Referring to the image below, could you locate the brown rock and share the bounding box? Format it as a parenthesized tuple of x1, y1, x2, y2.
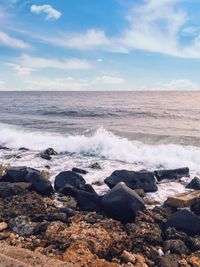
(163, 239, 188, 255)
(0, 222, 8, 232)
(187, 256, 200, 267)
(157, 254, 181, 267)
(121, 250, 136, 264)
(166, 191, 200, 208)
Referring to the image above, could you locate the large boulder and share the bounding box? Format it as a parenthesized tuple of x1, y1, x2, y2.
(25, 171, 53, 196)
(1, 167, 53, 196)
(63, 185, 102, 212)
(102, 182, 145, 223)
(155, 167, 189, 182)
(54, 171, 86, 192)
(165, 209, 200, 236)
(186, 177, 200, 190)
(104, 170, 157, 193)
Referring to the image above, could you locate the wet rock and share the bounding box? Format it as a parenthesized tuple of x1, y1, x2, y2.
(1, 166, 39, 183)
(25, 171, 53, 196)
(4, 154, 21, 159)
(104, 170, 158, 193)
(82, 184, 97, 194)
(18, 147, 29, 151)
(40, 153, 52, 160)
(191, 201, 200, 215)
(190, 236, 200, 251)
(89, 162, 101, 169)
(63, 185, 102, 212)
(121, 250, 136, 264)
(0, 145, 10, 150)
(0, 182, 31, 198)
(163, 239, 188, 255)
(165, 209, 200, 235)
(44, 148, 58, 156)
(54, 171, 86, 192)
(102, 183, 145, 223)
(9, 216, 38, 236)
(155, 167, 189, 182)
(45, 165, 51, 170)
(186, 177, 200, 190)
(157, 254, 181, 267)
(0, 222, 8, 232)
(72, 167, 88, 174)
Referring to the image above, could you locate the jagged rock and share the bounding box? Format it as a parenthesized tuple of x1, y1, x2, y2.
(190, 236, 200, 251)
(164, 227, 189, 242)
(72, 167, 88, 174)
(89, 162, 101, 169)
(155, 167, 189, 182)
(9, 216, 38, 236)
(104, 170, 158, 193)
(0, 182, 31, 198)
(165, 209, 200, 235)
(44, 148, 58, 155)
(166, 191, 200, 208)
(102, 183, 145, 223)
(187, 256, 200, 267)
(186, 177, 200, 190)
(54, 171, 86, 192)
(63, 185, 102, 212)
(163, 239, 188, 255)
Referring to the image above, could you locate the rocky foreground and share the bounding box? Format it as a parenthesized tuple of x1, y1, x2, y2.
(0, 148, 200, 266)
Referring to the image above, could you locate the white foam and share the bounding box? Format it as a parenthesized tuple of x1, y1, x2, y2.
(1, 123, 200, 172)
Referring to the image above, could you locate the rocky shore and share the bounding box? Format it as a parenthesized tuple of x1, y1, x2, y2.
(0, 147, 200, 266)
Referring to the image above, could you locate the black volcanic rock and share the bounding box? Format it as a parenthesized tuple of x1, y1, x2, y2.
(155, 167, 189, 182)
(72, 167, 88, 174)
(54, 171, 86, 192)
(102, 182, 145, 223)
(186, 177, 200, 190)
(104, 170, 158, 193)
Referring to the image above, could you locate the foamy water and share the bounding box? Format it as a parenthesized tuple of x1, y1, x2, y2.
(0, 91, 200, 203)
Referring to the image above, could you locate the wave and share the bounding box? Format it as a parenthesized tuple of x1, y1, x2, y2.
(1, 123, 200, 171)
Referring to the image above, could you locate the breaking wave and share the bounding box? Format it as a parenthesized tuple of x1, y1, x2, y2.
(1, 123, 200, 171)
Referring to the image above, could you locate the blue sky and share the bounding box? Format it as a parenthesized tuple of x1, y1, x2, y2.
(1, 0, 200, 91)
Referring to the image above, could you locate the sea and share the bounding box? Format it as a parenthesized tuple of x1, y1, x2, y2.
(0, 91, 200, 203)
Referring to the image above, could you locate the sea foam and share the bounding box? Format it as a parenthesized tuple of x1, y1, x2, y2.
(1, 123, 200, 172)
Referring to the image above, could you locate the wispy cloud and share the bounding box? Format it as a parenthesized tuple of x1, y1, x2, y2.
(160, 79, 199, 91)
(6, 63, 35, 75)
(0, 31, 31, 49)
(92, 75, 125, 85)
(30, 4, 62, 20)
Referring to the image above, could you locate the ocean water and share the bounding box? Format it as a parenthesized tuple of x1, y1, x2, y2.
(0, 91, 200, 202)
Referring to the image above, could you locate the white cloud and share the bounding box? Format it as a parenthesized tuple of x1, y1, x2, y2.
(92, 75, 125, 85)
(160, 79, 200, 91)
(14, 55, 92, 70)
(7, 63, 35, 75)
(0, 80, 6, 90)
(31, 4, 62, 20)
(0, 31, 31, 49)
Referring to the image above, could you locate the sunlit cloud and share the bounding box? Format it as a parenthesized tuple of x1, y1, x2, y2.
(30, 4, 62, 20)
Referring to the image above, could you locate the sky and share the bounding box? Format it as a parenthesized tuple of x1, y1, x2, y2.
(0, 0, 200, 91)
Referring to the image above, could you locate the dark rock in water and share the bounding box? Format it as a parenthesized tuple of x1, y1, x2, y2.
(155, 167, 189, 182)
(0, 182, 31, 198)
(186, 177, 200, 190)
(4, 154, 21, 160)
(0, 145, 10, 150)
(9, 216, 38, 236)
(104, 170, 158, 193)
(102, 182, 145, 223)
(44, 147, 58, 156)
(190, 236, 200, 251)
(82, 184, 97, 194)
(72, 167, 88, 174)
(40, 153, 52, 160)
(18, 147, 29, 151)
(25, 171, 53, 196)
(54, 171, 86, 192)
(89, 162, 101, 169)
(63, 185, 102, 212)
(163, 239, 188, 255)
(165, 209, 200, 235)
(1, 166, 40, 183)
(45, 165, 51, 170)
(1, 167, 53, 196)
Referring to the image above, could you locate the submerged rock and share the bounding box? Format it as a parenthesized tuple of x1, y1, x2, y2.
(186, 177, 200, 190)
(104, 170, 158, 192)
(102, 182, 145, 223)
(54, 171, 86, 192)
(155, 167, 189, 182)
(44, 147, 58, 155)
(40, 153, 52, 160)
(72, 167, 88, 174)
(165, 209, 200, 236)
